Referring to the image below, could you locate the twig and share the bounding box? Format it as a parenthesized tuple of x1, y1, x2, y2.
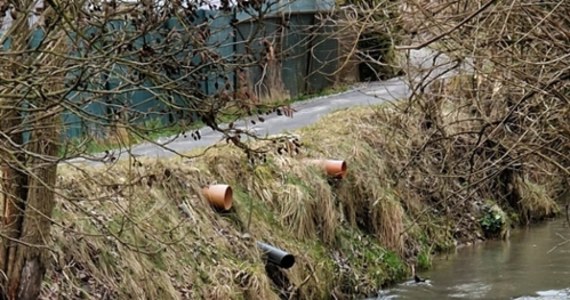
(396, 0, 499, 50)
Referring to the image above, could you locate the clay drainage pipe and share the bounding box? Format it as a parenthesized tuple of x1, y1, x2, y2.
(202, 184, 233, 211)
(257, 242, 296, 269)
(306, 159, 348, 179)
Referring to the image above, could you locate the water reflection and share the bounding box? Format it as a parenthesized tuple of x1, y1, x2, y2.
(373, 219, 570, 299)
(515, 288, 570, 300)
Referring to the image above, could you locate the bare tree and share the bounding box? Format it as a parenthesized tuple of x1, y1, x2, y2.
(0, 0, 342, 298)
(393, 0, 569, 238)
(4, 0, 566, 297)
(0, 1, 66, 297)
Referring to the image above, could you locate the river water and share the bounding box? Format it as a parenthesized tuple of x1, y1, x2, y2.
(373, 219, 570, 300)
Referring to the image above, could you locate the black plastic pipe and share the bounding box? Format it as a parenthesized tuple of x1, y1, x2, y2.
(256, 241, 296, 269)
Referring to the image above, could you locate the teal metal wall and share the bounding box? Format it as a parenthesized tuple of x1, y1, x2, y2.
(6, 0, 337, 139)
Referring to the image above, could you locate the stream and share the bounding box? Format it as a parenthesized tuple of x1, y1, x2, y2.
(373, 218, 570, 300)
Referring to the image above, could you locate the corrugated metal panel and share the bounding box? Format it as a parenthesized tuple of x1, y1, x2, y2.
(281, 13, 313, 98)
(235, 17, 285, 101)
(235, 0, 334, 22)
(3, 0, 337, 140)
(306, 17, 338, 93)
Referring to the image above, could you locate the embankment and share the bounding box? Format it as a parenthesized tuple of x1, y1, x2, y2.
(44, 99, 559, 299)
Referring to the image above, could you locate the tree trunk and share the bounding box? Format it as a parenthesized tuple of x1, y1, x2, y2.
(5, 112, 59, 299)
(0, 109, 30, 299)
(0, 1, 35, 296)
(0, 2, 63, 297)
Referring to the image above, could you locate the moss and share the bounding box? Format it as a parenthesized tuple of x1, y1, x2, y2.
(233, 186, 279, 228)
(416, 249, 431, 270)
(332, 227, 407, 295)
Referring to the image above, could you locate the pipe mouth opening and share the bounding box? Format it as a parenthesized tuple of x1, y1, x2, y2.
(339, 161, 347, 176)
(224, 186, 233, 210)
(330, 160, 347, 178)
(280, 254, 295, 269)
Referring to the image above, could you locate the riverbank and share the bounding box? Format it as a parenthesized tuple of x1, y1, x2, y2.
(378, 218, 569, 299)
(43, 100, 559, 299)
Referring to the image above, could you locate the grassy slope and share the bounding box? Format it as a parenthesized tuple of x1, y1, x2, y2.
(44, 101, 558, 299)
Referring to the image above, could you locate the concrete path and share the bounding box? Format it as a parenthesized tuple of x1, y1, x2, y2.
(67, 48, 467, 166)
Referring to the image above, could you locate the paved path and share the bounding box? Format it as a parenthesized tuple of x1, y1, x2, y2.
(68, 48, 467, 166)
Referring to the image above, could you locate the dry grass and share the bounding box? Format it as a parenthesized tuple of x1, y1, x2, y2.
(43, 94, 560, 298)
(49, 162, 280, 299)
(514, 178, 559, 224)
(395, 0, 568, 225)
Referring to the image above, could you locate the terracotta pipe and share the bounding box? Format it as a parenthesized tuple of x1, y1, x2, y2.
(202, 184, 233, 211)
(306, 159, 347, 179)
(257, 241, 295, 269)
